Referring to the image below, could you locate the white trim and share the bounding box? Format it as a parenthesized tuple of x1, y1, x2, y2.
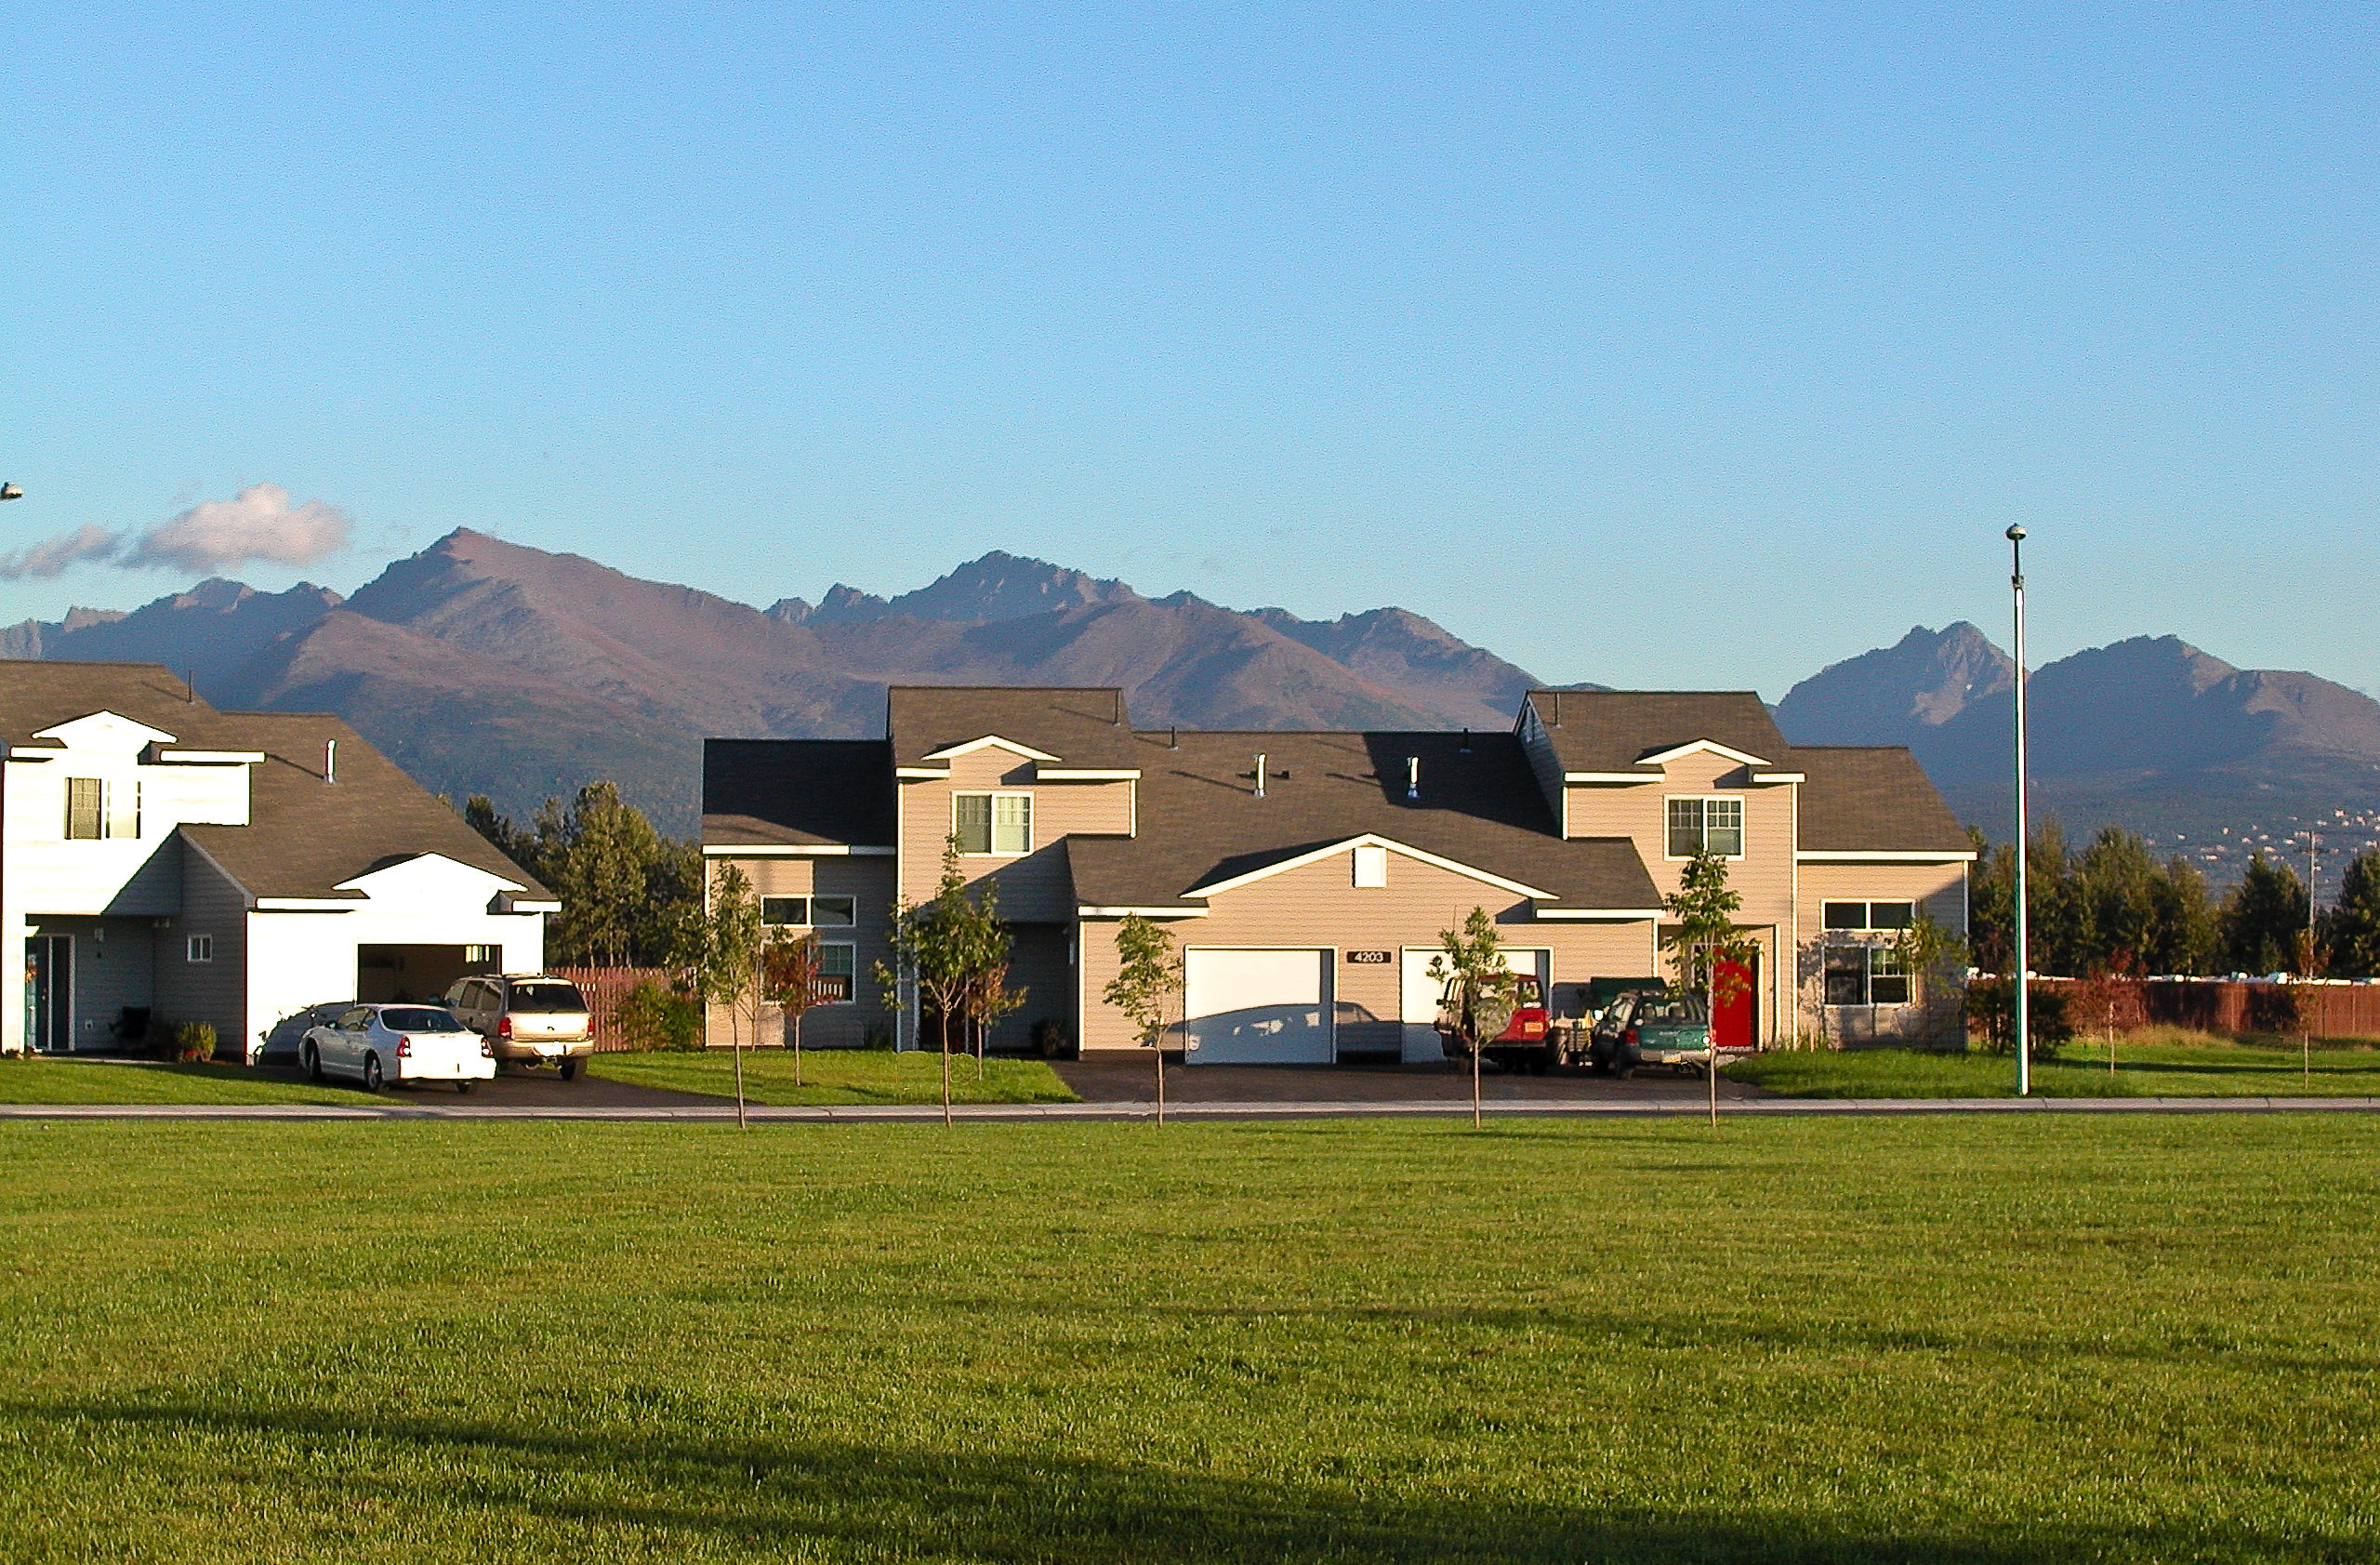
(501, 898, 562, 914)
(1035, 767, 1141, 781)
(1748, 772, 1805, 784)
(1795, 850, 1978, 863)
(1562, 771, 1659, 784)
(701, 843, 896, 857)
(1183, 834, 1556, 902)
(7, 748, 60, 761)
(919, 735, 1061, 763)
(1634, 739, 1773, 769)
(1532, 907, 1665, 921)
(1078, 905, 1210, 918)
(155, 749, 265, 764)
(255, 896, 362, 911)
(33, 711, 178, 746)
(894, 766, 950, 780)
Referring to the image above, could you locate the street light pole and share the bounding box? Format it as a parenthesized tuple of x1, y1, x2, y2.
(2007, 524, 2030, 1097)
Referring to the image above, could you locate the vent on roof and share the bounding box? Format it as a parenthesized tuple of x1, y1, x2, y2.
(1460, 727, 1471, 753)
(1406, 756, 1420, 802)
(1253, 752, 1266, 801)
(324, 738, 337, 786)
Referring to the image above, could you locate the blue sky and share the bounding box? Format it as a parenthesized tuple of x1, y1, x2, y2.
(2, 3, 2373, 697)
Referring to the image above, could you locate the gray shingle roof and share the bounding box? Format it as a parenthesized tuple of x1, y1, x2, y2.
(887, 686, 1141, 770)
(1789, 746, 1973, 855)
(0, 659, 549, 900)
(1522, 690, 1792, 771)
(1066, 729, 1661, 910)
(703, 738, 895, 846)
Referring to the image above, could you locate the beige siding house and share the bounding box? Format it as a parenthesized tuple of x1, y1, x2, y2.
(702, 684, 1974, 1059)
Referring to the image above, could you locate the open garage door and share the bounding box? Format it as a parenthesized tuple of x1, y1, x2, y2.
(1400, 947, 1547, 1064)
(1183, 948, 1333, 1065)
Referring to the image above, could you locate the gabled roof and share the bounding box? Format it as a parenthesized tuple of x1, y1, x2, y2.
(1789, 747, 1974, 856)
(1522, 690, 1792, 775)
(0, 659, 550, 901)
(1064, 729, 1661, 913)
(886, 686, 1141, 771)
(703, 738, 896, 847)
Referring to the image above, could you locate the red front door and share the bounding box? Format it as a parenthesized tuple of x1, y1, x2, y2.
(1712, 955, 1759, 1050)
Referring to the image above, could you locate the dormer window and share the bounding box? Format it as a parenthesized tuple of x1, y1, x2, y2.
(65, 778, 139, 841)
(1666, 797, 1742, 858)
(955, 792, 1032, 855)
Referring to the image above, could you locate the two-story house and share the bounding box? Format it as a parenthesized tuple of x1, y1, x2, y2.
(2, 661, 556, 1061)
(700, 684, 1974, 1060)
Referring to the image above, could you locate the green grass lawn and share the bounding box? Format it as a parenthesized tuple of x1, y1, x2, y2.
(1729, 1036, 2380, 1099)
(0, 1055, 357, 1106)
(588, 1045, 1080, 1105)
(2, 1116, 2375, 1562)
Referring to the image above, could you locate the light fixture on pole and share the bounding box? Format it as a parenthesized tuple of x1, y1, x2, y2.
(0, 484, 22, 501)
(2007, 524, 2030, 1097)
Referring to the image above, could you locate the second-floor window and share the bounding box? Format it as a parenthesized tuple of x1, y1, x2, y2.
(954, 792, 1032, 855)
(1824, 900, 1915, 932)
(1666, 796, 1743, 858)
(760, 895, 856, 927)
(65, 777, 139, 841)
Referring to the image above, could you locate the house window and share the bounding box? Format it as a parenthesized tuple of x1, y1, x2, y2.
(1666, 797, 1743, 858)
(186, 935, 214, 963)
(1353, 844, 1388, 888)
(64, 778, 139, 841)
(1824, 900, 1916, 931)
(817, 942, 855, 1002)
(762, 895, 856, 927)
(1823, 945, 1911, 1006)
(955, 793, 1032, 855)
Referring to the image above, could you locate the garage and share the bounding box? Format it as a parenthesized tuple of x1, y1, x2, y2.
(1182, 948, 1333, 1064)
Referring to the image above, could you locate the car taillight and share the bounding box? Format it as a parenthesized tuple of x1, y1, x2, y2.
(1621, 1028, 1638, 1046)
(481, 1040, 495, 1057)
(497, 1015, 513, 1040)
(396, 1037, 413, 1057)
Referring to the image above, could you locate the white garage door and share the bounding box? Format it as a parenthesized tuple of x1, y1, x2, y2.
(1183, 948, 1333, 1065)
(1400, 947, 1548, 1064)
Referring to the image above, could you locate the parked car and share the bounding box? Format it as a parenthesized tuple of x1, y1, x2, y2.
(1585, 990, 1712, 1077)
(1435, 974, 1557, 1074)
(443, 974, 594, 1079)
(301, 1004, 495, 1093)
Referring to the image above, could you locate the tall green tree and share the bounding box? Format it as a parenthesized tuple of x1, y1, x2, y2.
(2075, 827, 2158, 973)
(2220, 852, 2309, 975)
(461, 785, 702, 967)
(2327, 850, 2380, 979)
(2144, 855, 2218, 975)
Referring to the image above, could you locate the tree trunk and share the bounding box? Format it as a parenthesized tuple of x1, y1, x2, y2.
(792, 1006, 803, 1088)
(939, 1005, 952, 1128)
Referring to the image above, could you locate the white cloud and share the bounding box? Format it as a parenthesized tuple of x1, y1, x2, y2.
(0, 524, 124, 581)
(124, 483, 350, 574)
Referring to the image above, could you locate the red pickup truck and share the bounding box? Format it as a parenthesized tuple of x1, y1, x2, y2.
(1434, 975, 1557, 1075)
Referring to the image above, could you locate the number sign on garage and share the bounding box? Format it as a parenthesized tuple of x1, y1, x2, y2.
(1182, 948, 1334, 1065)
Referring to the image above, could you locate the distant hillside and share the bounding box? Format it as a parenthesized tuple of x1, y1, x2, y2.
(3, 532, 1543, 832)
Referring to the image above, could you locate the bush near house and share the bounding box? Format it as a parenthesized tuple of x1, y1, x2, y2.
(167, 1023, 217, 1063)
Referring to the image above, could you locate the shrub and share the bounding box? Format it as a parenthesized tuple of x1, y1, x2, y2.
(612, 980, 704, 1052)
(1965, 977, 2073, 1054)
(171, 1021, 218, 1063)
(862, 1021, 896, 1051)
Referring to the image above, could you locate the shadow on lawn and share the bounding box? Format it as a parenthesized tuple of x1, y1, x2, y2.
(25, 1396, 2339, 1563)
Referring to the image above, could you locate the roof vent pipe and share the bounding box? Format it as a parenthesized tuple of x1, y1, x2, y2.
(324, 738, 337, 786)
(1407, 755, 1421, 801)
(1253, 752, 1266, 800)
(1553, 691, 1563, 727)
(1460, 727, 1471, 753)
(1169, 725, 1178, 750)
(1112, 689, 1123, 726)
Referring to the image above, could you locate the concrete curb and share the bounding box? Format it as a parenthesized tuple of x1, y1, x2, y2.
(2, 1096, 2376, 1122)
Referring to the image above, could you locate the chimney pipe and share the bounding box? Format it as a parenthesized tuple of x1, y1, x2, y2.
(1553, 690, 1563, 727)
(1168, 725, 1178, 750)
(1460, 727, 1471, 753)
(185, 669, 195, 704)
(324, 738, 337, 786)
(1253, 752, 1266, 800)
(1112, 689, 1122, 726)
(1406, 756, 1421, 801)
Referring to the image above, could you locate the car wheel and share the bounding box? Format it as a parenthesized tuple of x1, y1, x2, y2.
(362, 1054, 383, 1093)
(455, 1081, 472, 1094)
(303, 1043, 323, 1082)
(558, 1058, 580, 1081)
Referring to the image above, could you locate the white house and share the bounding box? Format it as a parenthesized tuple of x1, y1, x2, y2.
(2, 661, 557, 1062)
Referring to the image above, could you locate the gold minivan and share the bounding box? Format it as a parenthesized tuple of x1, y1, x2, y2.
(443, 974, 594, 1079)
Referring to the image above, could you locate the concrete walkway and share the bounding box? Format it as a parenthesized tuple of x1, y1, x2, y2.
(4, 1096, 2376, 1121)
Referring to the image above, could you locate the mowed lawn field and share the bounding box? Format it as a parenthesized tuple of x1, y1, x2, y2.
(1729, 1037, 2380, 1099)
(3, 1118, 2375, 1562)
(588, 1048, 1079, 1105)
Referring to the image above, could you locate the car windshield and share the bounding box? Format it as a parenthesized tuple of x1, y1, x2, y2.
(380, 1007, 464, 1032)
(509, 982, 587, 1014)
(1633, 997, 1708, 1024)
(1512, 976, 1541, 1004)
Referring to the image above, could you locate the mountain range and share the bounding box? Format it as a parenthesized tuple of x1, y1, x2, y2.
(7, 534, 2376, 868)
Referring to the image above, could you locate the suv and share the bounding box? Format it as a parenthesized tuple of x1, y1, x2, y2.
(444, 974, 594, 1079)
(1586, 990, 1712, 1077)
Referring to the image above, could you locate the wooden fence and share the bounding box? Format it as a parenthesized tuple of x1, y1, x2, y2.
(2041, 977, 2380, 1041)
(549, 966, 680, 1052)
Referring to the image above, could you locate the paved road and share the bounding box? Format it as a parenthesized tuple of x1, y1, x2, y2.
(5, 1095, 2375, 1121)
